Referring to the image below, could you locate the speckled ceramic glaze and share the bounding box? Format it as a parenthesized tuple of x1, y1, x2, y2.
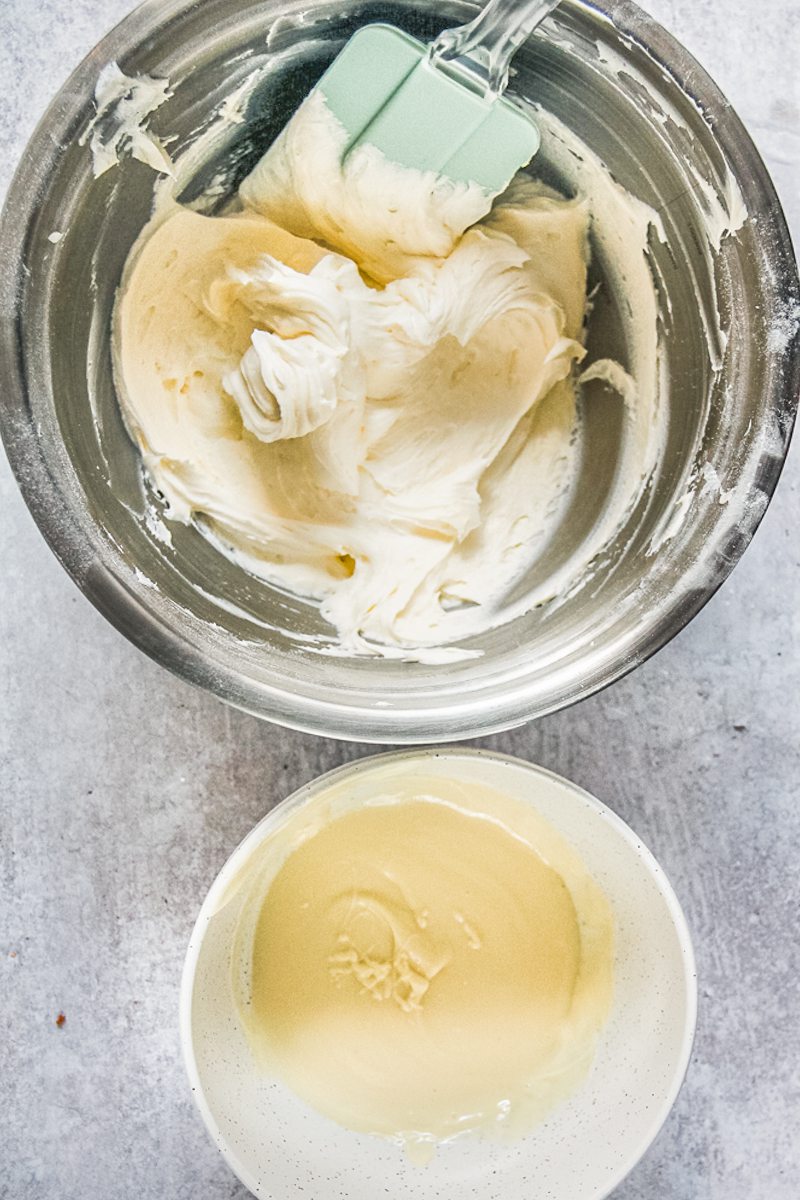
(181, 751, 697, 1200)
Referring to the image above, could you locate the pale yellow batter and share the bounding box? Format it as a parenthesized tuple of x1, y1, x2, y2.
(231, 773, 614, 1158)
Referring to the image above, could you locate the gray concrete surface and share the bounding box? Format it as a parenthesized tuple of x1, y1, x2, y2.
(1, 1, 798, 1197)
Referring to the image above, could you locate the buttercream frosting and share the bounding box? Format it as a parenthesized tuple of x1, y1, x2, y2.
(115, 85, 656, 659)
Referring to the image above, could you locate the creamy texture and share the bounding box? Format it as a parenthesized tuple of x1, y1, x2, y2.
(115, 83, 663, 658)
(231, 774, 614, 1158)
(81, 63, 174, 178)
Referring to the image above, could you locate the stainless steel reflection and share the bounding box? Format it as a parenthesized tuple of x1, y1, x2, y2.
(1, 0, 797, 741)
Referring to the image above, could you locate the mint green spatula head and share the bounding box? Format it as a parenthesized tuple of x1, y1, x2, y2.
(317, 14, 550, 195)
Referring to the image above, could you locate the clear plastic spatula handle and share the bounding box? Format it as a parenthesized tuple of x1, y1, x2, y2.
(431, 0, 561, 98)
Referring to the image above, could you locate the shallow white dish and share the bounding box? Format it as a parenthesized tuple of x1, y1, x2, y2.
(180, 750, 697, 1199)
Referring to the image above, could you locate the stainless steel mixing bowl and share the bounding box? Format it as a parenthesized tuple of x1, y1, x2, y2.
(1, 0, 797, 742)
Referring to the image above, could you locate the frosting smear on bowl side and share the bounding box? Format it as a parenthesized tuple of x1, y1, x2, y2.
(115, 86, 659, 660)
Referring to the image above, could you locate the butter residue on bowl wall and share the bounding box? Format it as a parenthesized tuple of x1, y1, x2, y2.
(80, 63, 175, 178)
(228, 770, 614, 1162)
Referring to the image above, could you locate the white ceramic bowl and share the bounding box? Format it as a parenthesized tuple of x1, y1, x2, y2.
(181, 751, 697, 1199)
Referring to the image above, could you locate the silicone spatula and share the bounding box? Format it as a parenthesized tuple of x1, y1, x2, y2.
(316, 0, 561, 194)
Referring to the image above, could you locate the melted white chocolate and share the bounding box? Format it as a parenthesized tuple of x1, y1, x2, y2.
(230, 772, 614, 1159)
